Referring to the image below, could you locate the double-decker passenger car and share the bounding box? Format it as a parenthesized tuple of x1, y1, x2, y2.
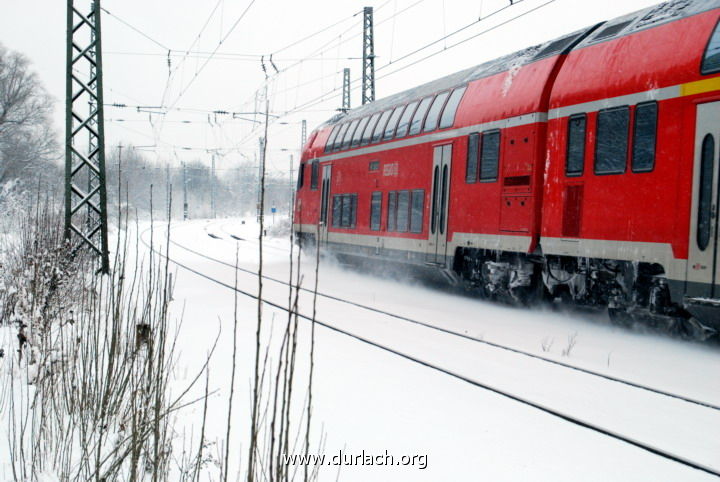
(294, 0, 720, 337)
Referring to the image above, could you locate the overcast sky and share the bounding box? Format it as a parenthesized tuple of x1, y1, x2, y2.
(1, 0, 662, 174)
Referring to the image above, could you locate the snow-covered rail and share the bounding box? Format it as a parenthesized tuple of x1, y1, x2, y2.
(139, 223, 720, 479)
(161, 222, 720, 412)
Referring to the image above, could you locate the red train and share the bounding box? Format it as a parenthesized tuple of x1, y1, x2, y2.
(294, 0, 720, 337)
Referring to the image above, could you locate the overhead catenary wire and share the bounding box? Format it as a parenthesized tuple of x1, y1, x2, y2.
(100, 7, 170, 51)
(166, 0, 259, 111)
(106, 0, 435, 158)
(376, 0, 558, 81)
(230, 0, 432, 120)
(256, 0, 558, 131)
(106, 0, 556, 168)
(159, 0, 225, 110)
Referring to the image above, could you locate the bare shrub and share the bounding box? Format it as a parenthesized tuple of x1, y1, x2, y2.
(0, 193, 213, 481)
(561, 332, 578, 357)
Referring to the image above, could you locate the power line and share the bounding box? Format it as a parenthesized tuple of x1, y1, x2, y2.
(215, 0, 556, 156)
(160, 0, 224, 109)
(231, 0, 432, 117)
(376, 0, 558, 82)
(166, 0, 259, 111)
(376, 0, 530, 73)
(105, 51, 361, 62)
(268, 9, 362, 56)
(100, 7, 170, 50)
(281, 0, 558, 121)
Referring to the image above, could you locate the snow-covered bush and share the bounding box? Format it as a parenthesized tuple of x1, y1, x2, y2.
(0, 197, 210, 481)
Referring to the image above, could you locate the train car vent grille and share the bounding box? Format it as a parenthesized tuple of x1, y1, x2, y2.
(533, 34, 577, 60)
(562, 185, 583, 238)
(503, 175, 531, 187)
(592, 20, 633, 42)
(634, 0, 691, 29)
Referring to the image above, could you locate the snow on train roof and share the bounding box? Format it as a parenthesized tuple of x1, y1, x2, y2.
(324, 35, 578, 125)
(321, 0, 720, 128)
(577, 0, 720, 48)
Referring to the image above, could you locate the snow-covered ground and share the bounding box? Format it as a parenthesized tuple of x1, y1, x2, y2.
(143, 217, 720, 481)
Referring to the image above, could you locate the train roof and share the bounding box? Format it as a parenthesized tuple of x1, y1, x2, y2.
(322, 0, 720, 128)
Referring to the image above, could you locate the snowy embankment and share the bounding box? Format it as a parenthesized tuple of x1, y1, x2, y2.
(144, 217, 720, 482)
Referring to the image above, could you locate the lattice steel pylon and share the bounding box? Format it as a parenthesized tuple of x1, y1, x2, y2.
(362, 6, 375, 105)
(342, 68, 351, 112)
(65, 0, 110, 273)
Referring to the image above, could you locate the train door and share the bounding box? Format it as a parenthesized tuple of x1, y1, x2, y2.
(427, 144, 452, 265)
(687, 102, 720, 299)
(318, 164, 332, 245)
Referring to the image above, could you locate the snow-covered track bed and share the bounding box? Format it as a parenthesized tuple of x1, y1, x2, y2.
(169, 222, 720, 411)
(140, 220, 720, 478)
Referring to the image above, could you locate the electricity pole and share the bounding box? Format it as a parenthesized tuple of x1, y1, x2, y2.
(65, 0, 109, 273)
(342, 68, 351, 112)
(362, 6, 376, 105)
(210, 152, 216, 218)
(182, 161, 188, 220)
(257, 137, 265, 223)
(301, 119, 307, 148)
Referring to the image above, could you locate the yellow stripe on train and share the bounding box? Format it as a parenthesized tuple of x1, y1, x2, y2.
(681, 76, 720, 97)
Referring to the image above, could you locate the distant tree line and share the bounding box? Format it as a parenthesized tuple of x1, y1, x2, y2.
(0, 42, 293, 222)
(106, 147, 294, 221)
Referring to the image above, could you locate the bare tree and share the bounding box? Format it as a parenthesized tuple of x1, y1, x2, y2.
(0, 43, 59, 194)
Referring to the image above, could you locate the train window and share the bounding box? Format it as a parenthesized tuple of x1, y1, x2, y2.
(341, 119, 360, 150)
(332, 194, 357, 228)
(324, 125, 341, 153)
(632, 102, 658, 172)
(702, 18, 720, 74)
(480, 130, 501, 181)
(297, 163, 305, 189)
(372, 110, 393, 143)
(310, 160, 319, 190)
(341, 195, 351, 227)
(395, 101, 419, 139)
(408, 96, 434, 136)
(566, 114, 586, 176)
(351, 117, 370, 148)
(383, 106, 406, 140)
(332, 123, 349, 151)
(466, 133, 480, 183)
(370, 192, 382, 230)
(423, 91, 450, 132)
(387, 191, 397, 231)
(439, 86, 466, 129)
(410, 190, 424, 233)
(397, 190, 410, 232)
(369, 161, 380, 171)
(361, 112, 382, 146)
(595, 106, 629, 174)
(698, 134, 714, 251)
(332, 196, 340, 227)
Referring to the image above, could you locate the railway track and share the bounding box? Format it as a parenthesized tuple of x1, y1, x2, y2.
(140, 222, 720, 478)
(169, 220, 720, 412)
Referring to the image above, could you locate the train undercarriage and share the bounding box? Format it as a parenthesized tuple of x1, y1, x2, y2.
(296, 232, 718, 341)
(453, 247, 718, 341)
